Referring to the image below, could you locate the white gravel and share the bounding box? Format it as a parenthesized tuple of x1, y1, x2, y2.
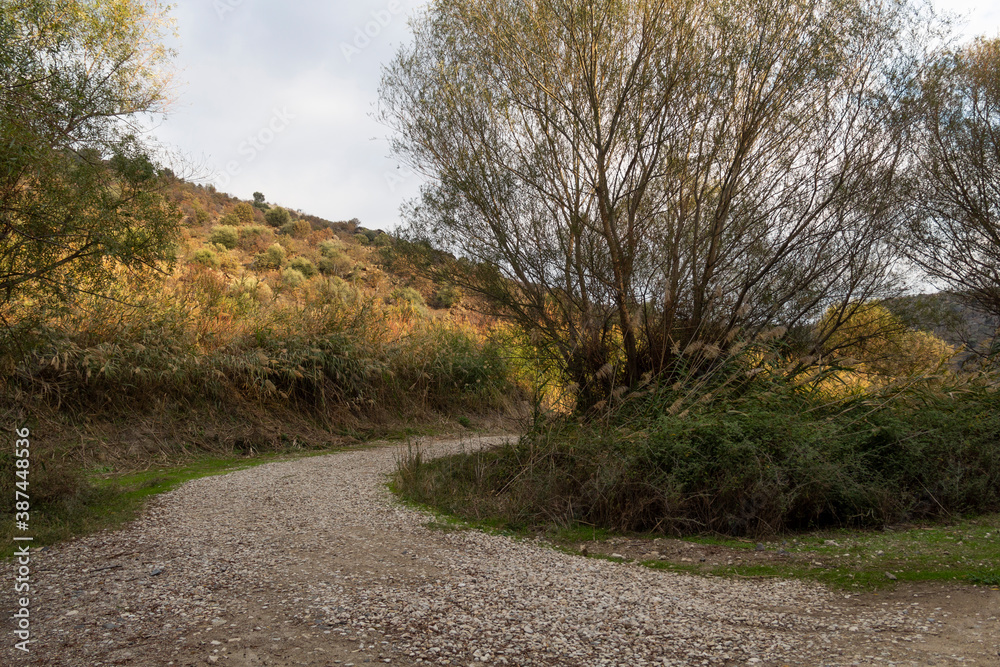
(3, 435, 994, 666)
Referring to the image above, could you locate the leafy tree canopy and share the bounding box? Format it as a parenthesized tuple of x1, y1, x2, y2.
(0, 0, 180, 313)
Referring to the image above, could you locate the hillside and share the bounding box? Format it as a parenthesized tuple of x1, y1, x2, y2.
(160, 174, 445, 310)
(1, 176, 525, 473)
(887, 292, 999, 362)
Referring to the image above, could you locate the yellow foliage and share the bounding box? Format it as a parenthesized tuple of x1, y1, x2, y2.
(818, 302, 957, 379)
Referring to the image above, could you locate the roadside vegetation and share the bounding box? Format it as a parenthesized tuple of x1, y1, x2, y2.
(0, 176, 527, 549)
(4, 0, 1000, 597)
(388, 0, 1000, 588)
(396, 341, 1000, 532)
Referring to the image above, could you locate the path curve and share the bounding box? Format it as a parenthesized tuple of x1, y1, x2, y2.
(4, 436, 998, 666)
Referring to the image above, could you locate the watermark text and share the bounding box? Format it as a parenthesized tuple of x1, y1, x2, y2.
(341, 1, 404, 62)
(12, 426, 32, 653)
(214, 107, 296, 188)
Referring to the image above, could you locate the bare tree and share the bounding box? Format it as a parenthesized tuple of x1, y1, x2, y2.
(381, 0, 927, 402)
(907, 37, 1000, 338)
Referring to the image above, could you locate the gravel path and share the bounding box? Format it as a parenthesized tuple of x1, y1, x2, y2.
(4, 436, 998, 666)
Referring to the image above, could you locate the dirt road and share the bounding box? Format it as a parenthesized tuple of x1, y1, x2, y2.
(3, 436, 998, 666)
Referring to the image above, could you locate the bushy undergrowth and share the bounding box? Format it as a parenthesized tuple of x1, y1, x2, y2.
(4, 271, 517, 420)
(396, 371, 1000, 537)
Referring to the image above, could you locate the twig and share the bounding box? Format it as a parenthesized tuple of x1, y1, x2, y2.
(92, 564, 123, 573)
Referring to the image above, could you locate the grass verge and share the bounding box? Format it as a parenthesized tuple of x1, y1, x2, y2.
(393, 478, 1000, 592)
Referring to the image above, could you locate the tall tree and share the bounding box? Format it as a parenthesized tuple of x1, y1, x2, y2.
(0, 0, 180, 312)
(907, 37, 1000, 330)
(381, 0, 927, 402)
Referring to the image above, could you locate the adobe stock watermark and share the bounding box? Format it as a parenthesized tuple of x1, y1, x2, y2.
(341, 0, 405, 63)
(213, 0, 244, 21)
(213, 108, 296, 189)
(12, 426, 32, 653)
(384, 164, 419, 194)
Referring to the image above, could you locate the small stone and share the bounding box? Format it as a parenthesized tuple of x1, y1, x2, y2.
(755, 543, 765, 551)
(150, 567, 164, 576)
(885, 572, 898, 581)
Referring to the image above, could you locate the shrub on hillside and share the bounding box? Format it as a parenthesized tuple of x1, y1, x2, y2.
(191, 203, 210, 225)
(390, 287, 428, 317)
(234, 202, 255, 224)
(190, 248, 220, 269)
(238, 225, 274, 251)
(288, 257, 318, 278)
(315, 276, 357, 304)
(255, 243, 287, 270)
(431, 284, 463, 309)
(265, 206, 291, 228)
(318, 239, 343, 256)
(208, 225, 240, 250)
(280, 219, 312, 239)
(282, 267, 306, 288)
(317, 251, 352, 277)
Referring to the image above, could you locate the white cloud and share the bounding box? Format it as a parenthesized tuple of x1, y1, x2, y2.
(154, 0, 423, 230)
(152, 0, 998, 231)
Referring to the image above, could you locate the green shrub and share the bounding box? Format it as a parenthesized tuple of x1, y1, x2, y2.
(255, 243, 287, 270)
(431, 284, 463, 309)
(280, 219, 312, 239)
(208, 225, 240, 249)
(218, 211, 240, 226)
(191, 203, 210, 225)
(317, 252, 352, 277)
(318, 239, 343, 257)
(390, 287, 428, 317)
(316, 276, 358, 304)
(354, 233, 370, 245)
(256, 281, 274, 302)
(234, 202, 255, 224)
(190, 248, 220, 269)
(395, 380, 1000, 537)
(238, 224, 273, 250)
(288, 257, 318, 278)
(282, 268, 306, 288)
(392, 287, 425, 307)
(265, 206, 291, 228)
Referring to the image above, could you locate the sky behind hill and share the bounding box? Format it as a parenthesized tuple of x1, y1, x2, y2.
(153, 0, 1000, 231)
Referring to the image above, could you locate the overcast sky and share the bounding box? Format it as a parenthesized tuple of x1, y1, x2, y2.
(153, 0, 1000, 231)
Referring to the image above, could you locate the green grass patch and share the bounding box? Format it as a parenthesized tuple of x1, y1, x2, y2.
(611, 516, 1000, 591)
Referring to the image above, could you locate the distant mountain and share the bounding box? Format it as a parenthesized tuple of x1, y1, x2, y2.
(886, 292, 999, 361)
